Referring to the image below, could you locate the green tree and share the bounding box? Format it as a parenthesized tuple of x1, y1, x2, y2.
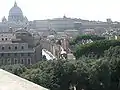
(70, 35, 105, 45)
(21, 61, 57, 89)
(74, 40, 120, 59)
(1, 64, 27, 76)
(88, 58, 111, 90)
(104, 46, 120, 90)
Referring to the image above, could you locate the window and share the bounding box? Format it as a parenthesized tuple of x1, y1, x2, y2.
(7, 58, 11, 65)
(20, 58, 24, 64)
(2, 59, 5, 65)
(2, 38, 4, 41)
(8, 53, 10, 56)
(21, 53, 24, 56)
(0, 59, 2, 65)
(21, 46, 24, 49)
(28, 53, 30, 56)
(14, 59, 18, 64)
(15, 46, 17, 50)
(14, 53, 17, 56)
(27, 58, 31, 65)
(2, 47, 4, 50)
(1, 53, 4, 57)
(8, 46, 11, 50)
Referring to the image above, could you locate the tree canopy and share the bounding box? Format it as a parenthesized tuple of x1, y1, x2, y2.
(74, 40, 120, 59)
(0, 64, 27, 76)
(70, 35, 105, 45)
(1, 40, 120, 90)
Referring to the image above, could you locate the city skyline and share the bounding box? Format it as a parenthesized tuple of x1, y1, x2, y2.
(0, 0, 120, 21)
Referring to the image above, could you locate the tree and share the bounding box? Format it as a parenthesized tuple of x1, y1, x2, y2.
(104, 46, 120, 90)
(74, 40, 120, 59)
(21, 59, 93, 90)
(73, 60, 90, 90)
(2, 47, 120, 90)
(21, 61, 57, 89)
(1, 64, 27, 76)
(88, 58, 111, 90)
(70, 35, 105, 45)
(21, 60, 84, 90)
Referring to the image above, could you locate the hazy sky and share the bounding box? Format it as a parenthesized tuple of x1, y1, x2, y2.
(0, 0, 120, 21)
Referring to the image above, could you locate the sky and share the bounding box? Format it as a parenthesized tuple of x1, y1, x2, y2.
(0, 0, 120, 21)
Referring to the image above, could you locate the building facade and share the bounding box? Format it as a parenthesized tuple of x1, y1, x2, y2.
(1, 1, 120, 35)
(0, 29, 42, 66)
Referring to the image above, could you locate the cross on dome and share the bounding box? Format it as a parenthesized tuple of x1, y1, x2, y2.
(14, 1, 17, 7)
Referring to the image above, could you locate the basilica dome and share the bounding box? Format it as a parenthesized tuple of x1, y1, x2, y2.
(9, 2, 23, 16)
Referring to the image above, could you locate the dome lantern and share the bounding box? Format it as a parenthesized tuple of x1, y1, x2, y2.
(14, 1, 17, 7)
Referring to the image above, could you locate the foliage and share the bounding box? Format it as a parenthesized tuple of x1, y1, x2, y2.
(1, 46, 120, 90)
(20, 59, 109, 90)
(21, 60, 76, 90)
(70, 35, 105, 45)
(104, 46, 120, 59)
(74, 40, 120, 59)
(104, 46, 120, 90)
(0, 64, 27, 76)
(89, 58, 111, 90)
